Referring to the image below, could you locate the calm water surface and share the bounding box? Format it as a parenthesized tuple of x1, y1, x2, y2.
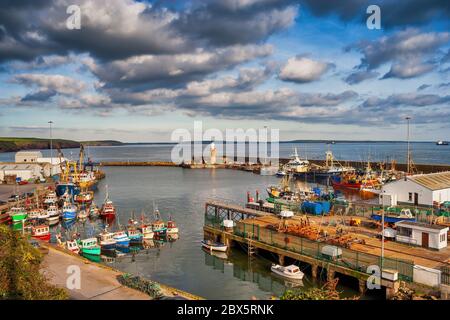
(1, 142, 449, 164)
(57, 167, 364, 299)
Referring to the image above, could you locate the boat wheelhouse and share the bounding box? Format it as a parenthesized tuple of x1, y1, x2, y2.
(166, 220, 179, 234)
(62, 202, 77, 221)
(46, 205, 60, 225)
(8, 207, 27, 223)
(98, 229, 116, 249)
(113, 231, 130, 247)
(66, 240, 80, 254)
(139, 224, 154, 240)
(79, 238, 101, 255)
(31, 225, 51, 241)
(43, 192, 58, 205)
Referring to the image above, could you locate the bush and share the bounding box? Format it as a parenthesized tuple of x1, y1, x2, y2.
(117, 273, 164, 299)
(0, 225, 68, 300)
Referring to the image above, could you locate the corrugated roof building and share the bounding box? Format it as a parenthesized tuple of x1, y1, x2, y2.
(380, 171, 450, 207)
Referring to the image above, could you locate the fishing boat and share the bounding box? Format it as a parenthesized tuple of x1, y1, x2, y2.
(201, 239, 227, 252)
(62, 201, 77, 221)
(8, 207, 27, 223)
(66, 240, 80, 254)
(151, 207, 167, 235)
(113, 231, 130, 248)
(98, 227, 116, 249)
(285, 148, 310, 173)
(127, 227, 143, 244)
(436, 140, 449, 146)
(100, 189, 116, 220)
(271, 264, 304, 280)
(27, 209, 43, 221)
(74, 191, 94, 204)
(331, 174, 362, 190)
(43, 191, 58, 205)
(46, 205, 61, 225)
(89, 203, 100, 219)
(56, 182, 80, 198)
(139, 224, 154, 240)
(166, 218, 179, 234)
(31, 225, 51, 241)
(294, 151, 354, 179)
(78, 238, 101, 256)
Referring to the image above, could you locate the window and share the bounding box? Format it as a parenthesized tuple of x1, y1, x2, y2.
(441, 233, 447, 242)
(408, 193, 412, 201)
(398, 227, 412, 237)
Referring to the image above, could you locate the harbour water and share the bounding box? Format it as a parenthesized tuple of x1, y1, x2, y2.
(54, 167, 363, 299)
(1, 141, 449, 164)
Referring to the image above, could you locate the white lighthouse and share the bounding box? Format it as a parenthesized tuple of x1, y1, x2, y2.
(210, 143, 217, 165)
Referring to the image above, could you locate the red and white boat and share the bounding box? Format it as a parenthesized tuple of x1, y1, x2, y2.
(66, 240, 80, 254)
(100, 186, 116, 220)
(100, 200, 116, 219)
(31, 225, 51, 241)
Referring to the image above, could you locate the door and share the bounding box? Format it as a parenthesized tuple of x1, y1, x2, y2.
(414, 193, 419, 206)
(421, 232, 429, 248)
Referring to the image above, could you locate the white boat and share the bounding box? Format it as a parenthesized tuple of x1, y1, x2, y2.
(46, 205, 61, 226)
(285, 148, 310, 173)
(271, 264, 304, 280)
(139, 224, 154, 240)
(260, 166, 278, 176)
(43, 191, 58, 205)
(201, 239, 227, 252)
(166, 219, 179, 234)
(66, 240, 80, 254)
(98, 228, 116, 249)
(436, 140, 449, 146)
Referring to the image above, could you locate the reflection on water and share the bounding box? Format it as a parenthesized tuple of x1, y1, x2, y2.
(45, 166, 366, 299)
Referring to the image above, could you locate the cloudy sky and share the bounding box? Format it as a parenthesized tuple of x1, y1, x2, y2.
(0, 0, 449, 142)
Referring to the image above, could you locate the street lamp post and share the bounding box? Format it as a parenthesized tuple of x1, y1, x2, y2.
(48, 121, 53, 176)
(405, 116, 411, 175)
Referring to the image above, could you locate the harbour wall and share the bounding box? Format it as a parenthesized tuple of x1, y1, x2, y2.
(99, 159, 450, 174)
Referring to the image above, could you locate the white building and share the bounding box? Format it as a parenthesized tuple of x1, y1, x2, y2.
(395, 221, 448, 250)
(15, 151, 43, 163)
(0, 163, 44, 182)
(380, 171, 450, 207)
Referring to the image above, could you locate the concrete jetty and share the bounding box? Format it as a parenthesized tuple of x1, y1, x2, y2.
(41, 245, 202, 300)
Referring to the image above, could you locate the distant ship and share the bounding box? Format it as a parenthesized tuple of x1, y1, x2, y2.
(436, 140, 449, 145)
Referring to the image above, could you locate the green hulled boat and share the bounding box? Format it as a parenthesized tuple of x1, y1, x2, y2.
(78, 238, 101, 256)
(8, 207, 27, 223)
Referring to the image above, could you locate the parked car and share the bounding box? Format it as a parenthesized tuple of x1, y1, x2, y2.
(18, 180, 28, 185)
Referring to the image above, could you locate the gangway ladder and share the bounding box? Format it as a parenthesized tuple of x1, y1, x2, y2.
(247, 238, 257, 257)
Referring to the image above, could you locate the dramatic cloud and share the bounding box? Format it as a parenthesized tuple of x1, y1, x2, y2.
(347, 29, 450, 81)
(361, 93, 450, 110)
(13, 74, 86, 95)
(86, 44, 273, 89)
(279, 56, 334, 83)
(175, 1, 298, 46)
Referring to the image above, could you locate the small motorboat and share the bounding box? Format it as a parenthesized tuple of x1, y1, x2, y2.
(276, 170, 287, 177)
(31, 225, 51, 242)
(271, 264, 304, 280)
(66, 239, 80, 254)
(201, 239, 227, 252)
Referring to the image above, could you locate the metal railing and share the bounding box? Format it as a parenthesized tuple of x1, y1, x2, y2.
(204, 214, 414, 282)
